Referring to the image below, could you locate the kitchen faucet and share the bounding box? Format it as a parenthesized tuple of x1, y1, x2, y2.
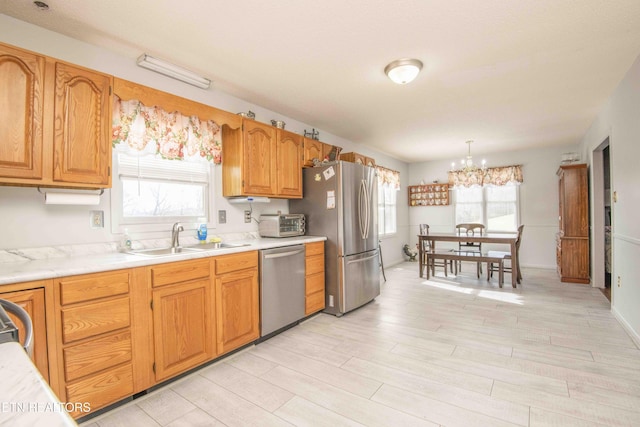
(171, 222, 184, 249)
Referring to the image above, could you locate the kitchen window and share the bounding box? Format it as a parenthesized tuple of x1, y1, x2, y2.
(454, 184, 519, 232)
(111, 152, 214, 233)
(378, 184, 397, 236)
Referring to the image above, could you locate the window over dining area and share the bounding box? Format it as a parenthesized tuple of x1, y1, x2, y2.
(450, 165, 523, 233)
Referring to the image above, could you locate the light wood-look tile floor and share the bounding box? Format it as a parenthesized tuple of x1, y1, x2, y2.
(81, 264, 640, 427)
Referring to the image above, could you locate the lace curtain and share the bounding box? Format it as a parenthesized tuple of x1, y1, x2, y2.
(112, 96, 222, 164)
(376, 165, 400, 190)
(448, 165, 523, 187)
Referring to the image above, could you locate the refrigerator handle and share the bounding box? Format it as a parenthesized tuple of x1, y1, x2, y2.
(346, 251, 379, 264)
(359, 180, 367, 239)
(363, 180, 370, 239)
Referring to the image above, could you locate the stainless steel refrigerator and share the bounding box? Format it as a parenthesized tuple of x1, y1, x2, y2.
(291, 161, 380, 316)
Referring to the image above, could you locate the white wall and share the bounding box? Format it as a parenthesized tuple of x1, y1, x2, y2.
(579, 52, 640, 344)
(407, 143, 578, 269)
(0, 14, 409, 268)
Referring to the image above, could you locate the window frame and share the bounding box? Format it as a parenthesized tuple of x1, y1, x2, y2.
(453, 184, 520, 233)
(110, 152, 216, 234)
(378, 184, 398, 237)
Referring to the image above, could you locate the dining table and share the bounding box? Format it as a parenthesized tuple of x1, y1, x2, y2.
(418, 232, 520, 287)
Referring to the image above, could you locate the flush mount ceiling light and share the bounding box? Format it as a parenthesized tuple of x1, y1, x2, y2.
(136, 54, 211, 89)
(384, 58, 423, 84)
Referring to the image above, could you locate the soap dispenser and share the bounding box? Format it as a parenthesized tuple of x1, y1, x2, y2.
(120, 229, 132, 252)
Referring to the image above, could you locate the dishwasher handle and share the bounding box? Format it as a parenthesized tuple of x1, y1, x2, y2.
(263, 249, 305, 259)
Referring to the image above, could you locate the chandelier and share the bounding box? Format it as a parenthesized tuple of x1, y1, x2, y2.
(451, 140, 486, 175)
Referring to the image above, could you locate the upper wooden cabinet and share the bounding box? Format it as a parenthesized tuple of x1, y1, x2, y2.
(0, 42, 112, 188)
(222, 119, 302, 198)
(52, 62, 112, 186)
(0, 43, 45, 180)
(276, 129, 303, 197)
(303, 138, 323, 167)
(340, 151, 375, 167)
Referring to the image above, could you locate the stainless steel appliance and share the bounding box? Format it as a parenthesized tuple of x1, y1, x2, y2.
(290, 161, 380, 316)
(259, 244, 306, 336)
(0, 299, 33, 356)
(259, 214, 306, 238)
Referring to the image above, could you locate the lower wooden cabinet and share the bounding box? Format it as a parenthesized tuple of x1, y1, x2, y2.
(305, 241, 325, 315)
(53, 269, 134, 418)
(214, 251, 260, 354)
(0, 283, 50, 381)
(148, 258, 214, 382)
(152, 278, 214, 381)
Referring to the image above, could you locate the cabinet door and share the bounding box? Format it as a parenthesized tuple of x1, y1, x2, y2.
(276, 129, 303, 197)
(53, 61, 112, 186)
(243, 120, 276, 195)
(215, 268, 259, 354)
(1, 288, 49, 381)
(0, 43, 45, 180)
(303, 138, 323, 167)
(152, 279, 213, 381)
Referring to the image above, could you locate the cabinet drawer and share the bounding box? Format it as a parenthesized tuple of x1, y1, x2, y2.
(306, 254, 324, 276)
(305, 290, 325, 315)
(66, 363, 133, 418)
(150, 259, 210, 288)
(59, 271, 130, 305)
(305, 241, 324, 257)
(306, 272, 324, 295)
(215, 251, 258, 275)
(64, 331, 132, 382)
(62, 297, 130, 344)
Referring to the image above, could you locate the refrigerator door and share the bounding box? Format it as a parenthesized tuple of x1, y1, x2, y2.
(338, 248, 380, 314)
(340, 162, 378, 256)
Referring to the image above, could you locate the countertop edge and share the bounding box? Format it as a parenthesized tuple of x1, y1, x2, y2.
(0, 342, 77, 427)
(0, 236, 326, 286)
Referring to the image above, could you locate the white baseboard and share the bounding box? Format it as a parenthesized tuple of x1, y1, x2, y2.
(611, 306, 640, 349)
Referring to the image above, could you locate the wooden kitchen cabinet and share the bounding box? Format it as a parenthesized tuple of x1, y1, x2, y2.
(222, 119, 302, 198)
(276, 129, 303, 197)
(557, 163, 590, 283)
(303, 138, 323, 167)
(340, 151, 375, 167)
(214, 251, 260, 354)
(149, 259, 214, 382)
(0, 43, 45, 180)
(52, 61, 112, 186)
(0, 284, 50, 381)
(53, 270, 134, 418)
(0, 41, 112, 189)
(305, 241, 325, 315)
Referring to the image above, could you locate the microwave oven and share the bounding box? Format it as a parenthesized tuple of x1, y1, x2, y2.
(259, 214, 306, 238)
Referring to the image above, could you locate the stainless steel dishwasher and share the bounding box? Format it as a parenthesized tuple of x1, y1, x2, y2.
(259, 244, 306, 337)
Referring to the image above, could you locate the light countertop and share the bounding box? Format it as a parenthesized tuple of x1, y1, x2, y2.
(0, 342, 77, 427)
(0, 236, 326, 286)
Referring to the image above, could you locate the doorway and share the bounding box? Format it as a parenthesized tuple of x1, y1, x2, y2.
(592, 137, 612, 302)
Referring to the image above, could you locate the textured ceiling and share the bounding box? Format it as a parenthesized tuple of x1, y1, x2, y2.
(2, 0, 640, 163)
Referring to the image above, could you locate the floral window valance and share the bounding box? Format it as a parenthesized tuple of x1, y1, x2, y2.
(448, 165, 523, 188)
(112, 96, 222, 164)
(376, 165, 400, 190)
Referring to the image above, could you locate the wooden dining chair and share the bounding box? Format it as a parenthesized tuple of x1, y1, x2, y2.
(488, 224, 524, 283)
(419, 224, 452, 276)
(455, 223, 485, 278)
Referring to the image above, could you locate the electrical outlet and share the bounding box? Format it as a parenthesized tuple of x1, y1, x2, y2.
(218, 210, 226, 224)
(90, 210, 104, 228)
(244, 210, 251, 223)
(617, 276, 621, 287)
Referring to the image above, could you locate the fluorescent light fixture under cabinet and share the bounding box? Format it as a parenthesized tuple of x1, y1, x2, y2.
(228, 197, 271, 204)
(136, 54, 211, 89)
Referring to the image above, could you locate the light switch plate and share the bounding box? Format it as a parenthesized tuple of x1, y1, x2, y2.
(90, 210, 104, 228)
(218, 210, 226, 224)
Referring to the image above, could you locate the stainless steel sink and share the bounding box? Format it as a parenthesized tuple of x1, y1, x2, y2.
(124, 247, 204, 257)
(186, 242, 251, 250)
